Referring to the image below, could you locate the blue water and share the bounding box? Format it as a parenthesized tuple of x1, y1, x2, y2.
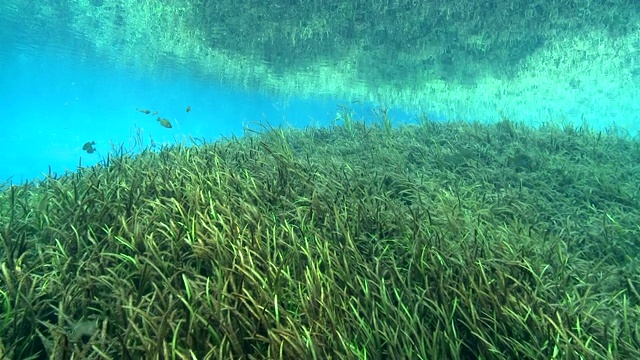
(0, 1, 423, 184)
(0, 42, 421, 184)
(7, 2, 637, 185)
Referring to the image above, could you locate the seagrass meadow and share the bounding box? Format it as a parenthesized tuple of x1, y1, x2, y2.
(1, 111, 640, 359)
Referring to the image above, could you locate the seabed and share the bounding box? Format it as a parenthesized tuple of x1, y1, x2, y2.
(1, 111, 639, 358)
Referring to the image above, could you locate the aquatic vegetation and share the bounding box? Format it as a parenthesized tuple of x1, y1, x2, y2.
(16, 1, 638, 114)
(0, 111, 639, 358)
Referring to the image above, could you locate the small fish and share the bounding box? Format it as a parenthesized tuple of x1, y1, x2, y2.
(136, 108, 151, 114)
(152, 110, 159, 115)
(186, 105, 191, 113)
(157, 117, 172, 128)
(82, 141, 96, 154)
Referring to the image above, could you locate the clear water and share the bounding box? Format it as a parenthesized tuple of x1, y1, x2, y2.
(1, 1, 639, 183)
(0, 1, 414, 183)
(0, 49, 365, 182)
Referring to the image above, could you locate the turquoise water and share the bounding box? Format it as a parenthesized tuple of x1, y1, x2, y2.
(0, 49, 344, 182)
(2, 1, 639, 183)
(0, 46, 414, 183)
(0, 7, 419, 183)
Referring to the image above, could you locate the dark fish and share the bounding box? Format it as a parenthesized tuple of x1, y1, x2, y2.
(82, 141, 96, 154)
(157, 117, 172, 128)
(136, 108, 151, 114)
(186, 105, 191, 113)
